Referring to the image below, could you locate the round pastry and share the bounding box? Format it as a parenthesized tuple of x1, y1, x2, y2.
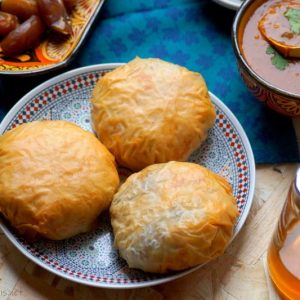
(0, 120, 120, 240)
(91, 57, 216, 171)
(110, 161, 238, 273)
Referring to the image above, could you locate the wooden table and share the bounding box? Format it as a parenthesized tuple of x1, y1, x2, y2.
(0, 164, 297, 300)
(0, 131, 299, 300)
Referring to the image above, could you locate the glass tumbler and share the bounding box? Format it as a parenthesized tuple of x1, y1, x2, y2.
(268, 168, 300, 299)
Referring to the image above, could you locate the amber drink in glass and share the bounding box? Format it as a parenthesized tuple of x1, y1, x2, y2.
(268, 168, 300, 299)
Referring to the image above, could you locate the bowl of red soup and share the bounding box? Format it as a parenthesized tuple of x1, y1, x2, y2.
(233, 0, 300, 117)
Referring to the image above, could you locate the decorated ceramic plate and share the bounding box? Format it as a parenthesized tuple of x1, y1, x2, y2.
(0, 64, 255, 288)
(211, 0, 242, 10)
(0, 0, 105, 76)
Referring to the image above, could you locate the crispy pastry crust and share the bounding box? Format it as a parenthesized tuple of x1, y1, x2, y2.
(91, 57, 216, 171)
(0, 120, 120, 240)
(110, 161, 238, 273)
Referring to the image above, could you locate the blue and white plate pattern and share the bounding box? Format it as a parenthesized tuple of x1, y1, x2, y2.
(0, 64, 255, 288)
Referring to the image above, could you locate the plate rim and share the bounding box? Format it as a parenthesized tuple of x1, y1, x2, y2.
(0, 63, 256, 288)
(211, 0, 241, 10)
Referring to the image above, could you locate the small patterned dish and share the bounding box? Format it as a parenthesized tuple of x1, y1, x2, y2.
(211, 0, 242, 10)
(0, 64, 255, 288)
(0, 0, 105, 76)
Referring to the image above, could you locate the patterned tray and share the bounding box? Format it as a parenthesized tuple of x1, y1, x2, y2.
(0, 0, 105, 75)
(0, 64, 255, 288)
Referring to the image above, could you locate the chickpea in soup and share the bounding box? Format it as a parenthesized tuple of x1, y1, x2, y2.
(241, 0, 300, 94)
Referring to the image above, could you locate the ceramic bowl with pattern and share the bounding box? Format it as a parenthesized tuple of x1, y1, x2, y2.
(0, 0, 105, 76)
(232, 0, 300, 117)
(0, 64, 255, 288)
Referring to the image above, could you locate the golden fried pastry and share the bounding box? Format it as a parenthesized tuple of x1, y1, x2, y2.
(110, 161, 238, 273)
(91, 57, 216, 171)
(0, 120, 119, 240)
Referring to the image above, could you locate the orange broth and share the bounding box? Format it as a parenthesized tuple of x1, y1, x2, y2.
(240, 0, 300, 94)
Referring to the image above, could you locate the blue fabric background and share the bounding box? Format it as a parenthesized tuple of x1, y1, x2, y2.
(0, 0, 299, 163)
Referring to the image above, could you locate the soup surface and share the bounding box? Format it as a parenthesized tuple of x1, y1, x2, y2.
(242, 0, 300, 94)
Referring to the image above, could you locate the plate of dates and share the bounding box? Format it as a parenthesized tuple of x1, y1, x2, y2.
(0, 0, 105, 76)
